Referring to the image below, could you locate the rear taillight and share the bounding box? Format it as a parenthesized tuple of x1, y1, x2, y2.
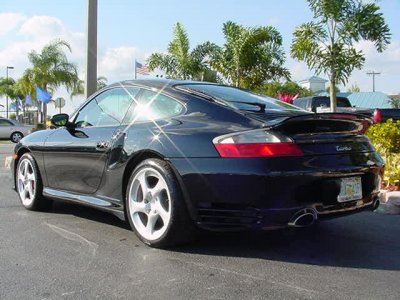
(213, 129, 303, 158)
(373, 109, 382, 124)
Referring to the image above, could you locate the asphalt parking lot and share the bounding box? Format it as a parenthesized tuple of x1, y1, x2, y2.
(1, 142, 400, 299)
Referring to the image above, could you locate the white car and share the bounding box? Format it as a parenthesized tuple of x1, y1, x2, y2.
(0, 118, 33, 143)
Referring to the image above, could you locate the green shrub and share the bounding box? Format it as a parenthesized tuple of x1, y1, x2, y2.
(366, 119, 400, 187)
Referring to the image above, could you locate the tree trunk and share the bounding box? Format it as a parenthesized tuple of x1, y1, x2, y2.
(236, 63, 240, 87)
(42, 102, 47, 124)
(329, 79, 337, 112)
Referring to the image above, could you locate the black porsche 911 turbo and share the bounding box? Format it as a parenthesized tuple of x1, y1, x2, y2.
(11, 80, 384, 247)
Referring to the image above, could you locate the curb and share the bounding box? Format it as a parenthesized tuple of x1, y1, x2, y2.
(377, 190, 400, 215)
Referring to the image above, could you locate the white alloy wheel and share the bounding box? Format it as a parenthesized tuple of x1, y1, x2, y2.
(128, 167, 171, 241)
(17, 158, 36, 207)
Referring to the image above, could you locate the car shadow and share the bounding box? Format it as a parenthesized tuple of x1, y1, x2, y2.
(174, 212, 400, 272)
(48, 200, 131, 230)
(46, 201, 400, 271)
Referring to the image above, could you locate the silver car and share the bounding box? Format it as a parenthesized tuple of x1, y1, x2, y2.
(0, 118, 33, 143)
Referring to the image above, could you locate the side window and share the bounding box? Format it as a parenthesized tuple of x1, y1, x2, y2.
(0, 119, 13, 126)
(125, 89, 184, 123)
(75, 87, 140, 128)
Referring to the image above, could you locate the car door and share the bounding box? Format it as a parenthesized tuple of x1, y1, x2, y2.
(0, 119, 14, 138)
(43, 87, 140, 194)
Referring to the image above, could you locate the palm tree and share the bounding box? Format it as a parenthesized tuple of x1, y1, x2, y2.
(0, 77, 17, 117)
(25, 39, 79, 122)
(211, 21, 290, 90)
(70, 76, 108, 98)
(147, 23, 219, 81)
(0, 76, 37, 121)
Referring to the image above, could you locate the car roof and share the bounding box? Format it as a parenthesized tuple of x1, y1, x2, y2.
(296, 96, 350, 101)
(108, 79, 218, 90)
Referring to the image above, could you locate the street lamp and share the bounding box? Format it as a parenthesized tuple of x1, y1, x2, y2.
(6, 66, 14, 119)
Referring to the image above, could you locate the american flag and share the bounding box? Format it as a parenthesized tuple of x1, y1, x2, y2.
(135, 61, 150, 75)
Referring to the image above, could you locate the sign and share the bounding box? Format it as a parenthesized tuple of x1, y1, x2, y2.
(54, 97, 66, 109)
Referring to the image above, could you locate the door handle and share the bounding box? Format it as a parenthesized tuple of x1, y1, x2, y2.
(96, 141, 109, 151)
(111, 129, 123, 140)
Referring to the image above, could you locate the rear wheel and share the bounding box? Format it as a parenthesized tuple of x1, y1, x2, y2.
(126, 159, 195, 248)
(16, 153, 51, 210)
(11, 132, 23, 143)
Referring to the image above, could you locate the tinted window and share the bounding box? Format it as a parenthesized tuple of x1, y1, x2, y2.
(313, 97, 351, 108)
(75, 87, 140, 128)
(337, 98, 352, 107)
(177, 84, 302, 111)
(313, 98, 330, 108)
(0, 119, 13, 126)
(125, 89, 184, 123)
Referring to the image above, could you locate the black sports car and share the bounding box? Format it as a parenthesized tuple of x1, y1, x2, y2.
(11, 80, 384, 247)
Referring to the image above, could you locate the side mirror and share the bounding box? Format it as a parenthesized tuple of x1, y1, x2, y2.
(51, 113, 70, 127)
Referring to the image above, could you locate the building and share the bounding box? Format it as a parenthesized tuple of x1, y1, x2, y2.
(318, 91, 392, 109)
(299, 76, 328, 93)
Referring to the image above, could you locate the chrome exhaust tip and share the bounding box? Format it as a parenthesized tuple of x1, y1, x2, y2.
(288, 208, 318, 227)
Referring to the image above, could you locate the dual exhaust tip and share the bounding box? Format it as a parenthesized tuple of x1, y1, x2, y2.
(288, 208, 318, 227)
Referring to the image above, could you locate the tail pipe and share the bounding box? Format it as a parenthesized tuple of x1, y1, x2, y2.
(288, 208, 318, 227)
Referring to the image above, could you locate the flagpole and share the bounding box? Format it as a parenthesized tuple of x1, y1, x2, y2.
(134, 59, 137, 80)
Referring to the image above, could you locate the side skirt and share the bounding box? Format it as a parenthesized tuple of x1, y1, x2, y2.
(43, 187, 125, 221)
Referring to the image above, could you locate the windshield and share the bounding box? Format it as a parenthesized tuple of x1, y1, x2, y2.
(176, 84, 303, 112)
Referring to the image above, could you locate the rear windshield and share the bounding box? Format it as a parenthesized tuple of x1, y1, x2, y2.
(314, 97, 351, 108)
(176, 84, 303, 112)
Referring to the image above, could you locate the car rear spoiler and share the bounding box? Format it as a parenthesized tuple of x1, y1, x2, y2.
(264, 113, 373, 135)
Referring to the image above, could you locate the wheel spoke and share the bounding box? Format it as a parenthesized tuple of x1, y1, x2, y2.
(27, 172, 35, 181)
(136, 171, 149, 196)
(27, 183, 34, 200)
(155, 201, 169, 224)
(130, 201, 147, 214)
(18, 171, 25, 182)
(145, 213, 158, 235)
(24, 161, 29, 177)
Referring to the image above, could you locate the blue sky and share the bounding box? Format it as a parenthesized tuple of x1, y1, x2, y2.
(1, 0, 400, 114)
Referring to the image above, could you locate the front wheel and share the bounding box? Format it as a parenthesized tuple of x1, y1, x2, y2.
(11, 132, 23, 143)
(126, 159, 195, 248)
(16, 153, 51, 210)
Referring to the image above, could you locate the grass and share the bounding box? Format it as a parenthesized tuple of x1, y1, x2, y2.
(0, 140, 12, 144)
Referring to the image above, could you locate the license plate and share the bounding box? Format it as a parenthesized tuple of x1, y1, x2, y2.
(337, 177, 362, 202)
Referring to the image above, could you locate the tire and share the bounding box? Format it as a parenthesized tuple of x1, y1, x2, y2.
(125, 158, 195, 248)
(16, 153, 51, 211)
(11, 132, 23, 143)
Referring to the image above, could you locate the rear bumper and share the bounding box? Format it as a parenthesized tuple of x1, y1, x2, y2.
(195, 195, 378, 231)
(169, 152, 384, 231)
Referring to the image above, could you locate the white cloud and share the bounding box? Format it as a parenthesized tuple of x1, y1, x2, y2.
(19, 15, 64, 38)
(289, 60, 313, 81)
(0, 13, 27, 35)
(0, 15, 86, 80)
(98, 47, 140, 82)
(346, 40, 400, 93)
(0, 14, 147, 115)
